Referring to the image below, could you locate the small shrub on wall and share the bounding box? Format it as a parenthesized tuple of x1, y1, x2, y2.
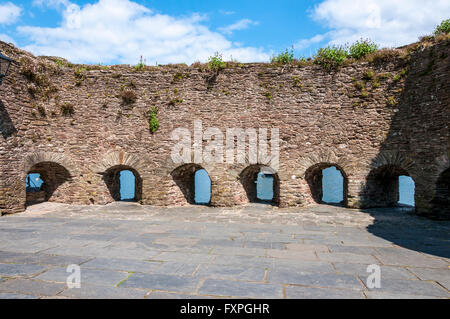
(348, 39, 379, 59)
(208, 52, 226, 71)
(434, 19, 450, 35)
(313, 45, 348, 70)
(148, 107, 159, 133)
(271, 48, 294, 64)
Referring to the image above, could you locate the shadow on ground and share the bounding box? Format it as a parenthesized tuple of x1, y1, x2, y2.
(362, 206, 450, 259)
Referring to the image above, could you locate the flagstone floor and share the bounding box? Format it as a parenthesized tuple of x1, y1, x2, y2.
(0, 202, 448, 299)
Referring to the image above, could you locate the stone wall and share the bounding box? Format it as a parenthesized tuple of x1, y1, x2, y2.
(0, 38, 448, 219)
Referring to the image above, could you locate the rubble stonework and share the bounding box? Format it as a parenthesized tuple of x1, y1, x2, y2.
(0, 39, 448, 219)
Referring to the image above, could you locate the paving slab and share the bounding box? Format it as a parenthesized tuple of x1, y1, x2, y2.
(0, 292, 40, 299)
(0, 279, 66, 296)
(333, 263, 416, 280)
(198, 279, 283, 298)
(268, 271, 363, 290)
(194, 264, 266, 282)
(0, 263, 47, 277)
(119, 273, 200, 293)
(406, 267, 450, 290)
(285, 286, 365, 299)
(363, 278, 449, 298)
(82, 257, 162, 273)
(146, 291, 216, 299)
(60, 284, 147, 299)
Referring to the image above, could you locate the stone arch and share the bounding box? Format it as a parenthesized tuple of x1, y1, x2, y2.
(24, 152, 76, 176)
(365, 165, 414, 208)
(25, 161, 72, 205)
(102, 165, 143, 202)
(363, 151, 416, 208)
(239, 164, 280, 205)
(369, 151, 415, 173)
(431, 167, 450, 219)
(305, 163, 348, 205)
(297, 150, 355, 178)
(93, 151, 145, 174)
(171, 163, 211, 205)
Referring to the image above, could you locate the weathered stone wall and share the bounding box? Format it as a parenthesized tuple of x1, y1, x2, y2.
(0, 38, 448, 218)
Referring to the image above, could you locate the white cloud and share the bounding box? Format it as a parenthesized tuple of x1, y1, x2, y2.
(17, 0, 269, 64)
(0, 2, 22, 24)
(300, 0, 450, 50)
(295, 34, 326, 50)
(0, 33, 16, 44)
(218, 19, 259, 35)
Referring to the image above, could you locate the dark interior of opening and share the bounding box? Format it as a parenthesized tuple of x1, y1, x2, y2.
(431, 168, 450, 219)
(103, 165, 142, 202)
(171, 164, 210, 205)
(364, 165, 414, 208)
(305, 163, 348, 205)
(239, 165, 279, 205)
(25, 162, 71, 205)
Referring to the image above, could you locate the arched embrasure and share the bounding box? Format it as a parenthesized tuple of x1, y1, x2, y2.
(102, 165, 142, 202)
(239, 165, 280, 205)
(25, 161, 71, 206)
(305, 163, 348, 205)
(171, 164, 211, 205)
(365, 165, 414, 208)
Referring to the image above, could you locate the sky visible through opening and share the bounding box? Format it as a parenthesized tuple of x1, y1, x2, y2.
(194, 169, 211, 204)
(26, 173, 43, 191)
(119, 170, 135, 200)
(256, 172, 274, 201)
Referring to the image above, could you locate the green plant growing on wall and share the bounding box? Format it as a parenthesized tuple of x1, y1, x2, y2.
(271, 47, 294, 64)
(74, 67, 86, 86)
(148, 107, 159, 133)
(134, 56, 146, 71)
(313, 45, 348, 70)
(292, 76, 303, 88)
(434, 19, 450, 35)
(362, 69, 374, 80)
(387, 96, 397, 106)
(172, 72, 187, 83)
(168, 97, 183, 106)
(60, 102, 74, 116)
(348, 39, 378, 59)
(208, 52, 226, 71)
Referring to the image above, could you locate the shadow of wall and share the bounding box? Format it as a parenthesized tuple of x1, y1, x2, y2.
(359, 40, 449, 220)
(359, 38, 450, 258)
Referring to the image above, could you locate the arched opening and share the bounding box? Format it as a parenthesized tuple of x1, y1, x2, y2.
(103, 165, 142, 202)
(431, 168, 450, 218)
(25, 162, 71, 206)
(365, 165, 415, 207)
(239, 165, 280, 205)
(171, 164, 211, 205)
(305, 163, 348, 205)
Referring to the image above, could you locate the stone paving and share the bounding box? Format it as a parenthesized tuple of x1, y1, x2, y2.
(0, 202, 448, 299)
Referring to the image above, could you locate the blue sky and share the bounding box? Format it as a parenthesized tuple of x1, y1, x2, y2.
(0, 0, 449, 65)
